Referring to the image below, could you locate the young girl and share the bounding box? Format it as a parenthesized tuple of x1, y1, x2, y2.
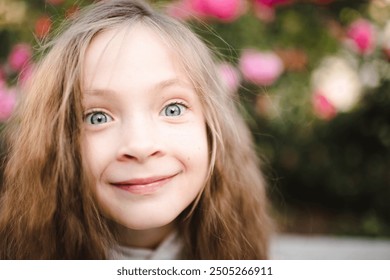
(0, 0, 271, 259)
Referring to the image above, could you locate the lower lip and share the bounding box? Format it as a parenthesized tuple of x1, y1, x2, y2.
(112, 176, 174, 195)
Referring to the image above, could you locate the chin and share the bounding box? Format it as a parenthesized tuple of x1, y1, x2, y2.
(116, 214, 177, 231)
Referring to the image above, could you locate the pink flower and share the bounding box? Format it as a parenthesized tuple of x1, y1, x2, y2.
(239, 49, 284, 86)
(346, 19, 376, 55)
(204, 0, 244, 21)
(168, 0, 244, 22)
(0, 86, 17, 121)
(312, 91, 337, 120)
(8, 43, 32, 72)
(218, 62, 241, 93)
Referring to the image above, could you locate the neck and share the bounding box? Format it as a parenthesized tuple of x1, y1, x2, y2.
(114, 221, 176, 249)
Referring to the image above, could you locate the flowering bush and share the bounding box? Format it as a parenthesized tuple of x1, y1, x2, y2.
(7, 44, 31, 72)
(346, 19, 376, 55)
(239, 49, 284, 86)
(311, 56, 362, 117)
(1, 0, 390, 236)
(167, 0, 244, 21)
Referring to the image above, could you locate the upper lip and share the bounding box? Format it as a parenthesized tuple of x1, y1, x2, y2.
(111, 173, 177, 186)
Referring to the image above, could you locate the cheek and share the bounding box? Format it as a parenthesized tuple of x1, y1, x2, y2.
(176, 123, 208, 163)
(181, 125, 209, 183)
(82, 134, 113, 179)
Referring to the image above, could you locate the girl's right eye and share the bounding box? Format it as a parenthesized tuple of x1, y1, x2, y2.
(84, 111, 113, 125)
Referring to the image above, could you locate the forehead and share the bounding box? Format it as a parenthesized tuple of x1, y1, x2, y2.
(83, 24, 188, 89)
(86, 23, 168, 58)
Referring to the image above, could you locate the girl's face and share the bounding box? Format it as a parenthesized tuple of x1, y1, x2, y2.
(82, 25, 209, 239)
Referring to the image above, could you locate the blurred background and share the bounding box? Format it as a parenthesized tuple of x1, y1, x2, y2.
(1, 0, 389, 241)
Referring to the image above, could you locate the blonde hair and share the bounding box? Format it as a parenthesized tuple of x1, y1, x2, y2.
(0, 0, 271, 259)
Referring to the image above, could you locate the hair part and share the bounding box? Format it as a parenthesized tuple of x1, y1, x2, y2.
(0, 0, 271, 259)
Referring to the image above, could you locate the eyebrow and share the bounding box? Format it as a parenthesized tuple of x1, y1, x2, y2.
(83, 78, 194, 96)
(153, 78, 193, 91)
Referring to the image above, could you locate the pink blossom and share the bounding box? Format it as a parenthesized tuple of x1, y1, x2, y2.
(218, 62, 241, 93)
(203, 0, 243, 21)
(239, 49, 284, 86)
(191, 0, 211, 16)
(168, 0, 244, 22)
(346, 19, 376, 55)
(312, 91, 337, 120)
(8, 43, 32, 72)
(0, 86, 17, 121)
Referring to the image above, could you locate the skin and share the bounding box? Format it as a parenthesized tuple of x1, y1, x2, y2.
(82, 24, 209, 249)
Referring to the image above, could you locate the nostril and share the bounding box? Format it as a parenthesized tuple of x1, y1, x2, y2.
(116, 118, 164, 162)
(150, 151, 161, 157)
(117, 141, 164, 162)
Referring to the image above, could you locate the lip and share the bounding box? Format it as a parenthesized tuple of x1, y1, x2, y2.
(110, 173, 177, 195)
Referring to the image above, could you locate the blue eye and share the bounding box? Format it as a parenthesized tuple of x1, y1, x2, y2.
(163, 103, 187, 117)
(85, 111, 113, 125)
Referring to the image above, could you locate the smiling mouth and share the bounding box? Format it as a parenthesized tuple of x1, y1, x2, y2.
(111, 174, 177, 195)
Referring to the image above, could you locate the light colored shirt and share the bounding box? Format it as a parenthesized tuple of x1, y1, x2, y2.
(109, 231, 183, 260)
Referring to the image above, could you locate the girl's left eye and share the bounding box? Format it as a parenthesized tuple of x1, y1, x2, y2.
(162, 103, 187, 117)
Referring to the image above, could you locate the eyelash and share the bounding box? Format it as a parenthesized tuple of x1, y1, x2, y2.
(83, 101, 189, 123)
(84, 110, 113, 125)
(161, 101, 189, 117)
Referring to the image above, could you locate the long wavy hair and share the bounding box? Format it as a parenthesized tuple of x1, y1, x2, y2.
(0, 0, 272, 259)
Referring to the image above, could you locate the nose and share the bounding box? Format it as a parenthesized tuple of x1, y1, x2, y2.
(116, 116, 163, 162)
